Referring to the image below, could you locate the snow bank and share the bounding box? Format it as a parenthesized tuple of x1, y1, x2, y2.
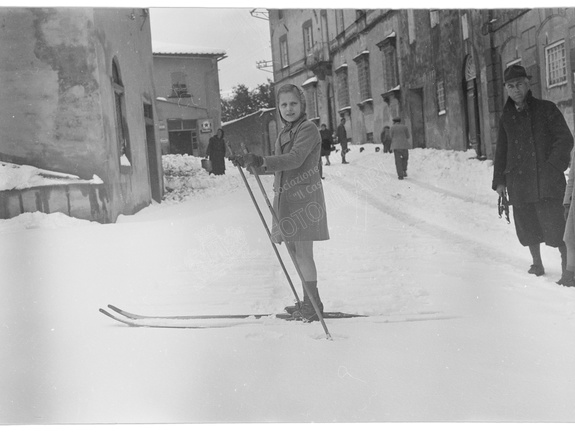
(0, 162, 102, 191)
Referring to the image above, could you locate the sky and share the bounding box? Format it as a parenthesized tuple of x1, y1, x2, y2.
(150, 7, 273, 97)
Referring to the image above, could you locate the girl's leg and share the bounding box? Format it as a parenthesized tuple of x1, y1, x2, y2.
(288, 241, 323, 320)
(292, 241, 316, 281)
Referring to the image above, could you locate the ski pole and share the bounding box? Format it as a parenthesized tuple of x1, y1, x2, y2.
(227, 144, 302, 309)
(239, 143, 332, 340)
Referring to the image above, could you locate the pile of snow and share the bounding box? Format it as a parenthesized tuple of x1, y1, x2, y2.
(0, 162, 102, 191)
(162, 154, 245, 202)
(0, 211, 95, 234)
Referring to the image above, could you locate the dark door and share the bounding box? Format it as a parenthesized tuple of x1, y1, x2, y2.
(466, 78, 483, 158)
(408, 88, 426, 148)
(169, 131, 192, 154)
(144, 104, 162, 202)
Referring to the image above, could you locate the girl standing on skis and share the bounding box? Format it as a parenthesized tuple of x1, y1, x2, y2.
(235, 83, 330, 322)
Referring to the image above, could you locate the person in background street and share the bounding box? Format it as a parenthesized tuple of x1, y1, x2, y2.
(230, 83, 330, 322)
(319, 123, 332, 179)
(492, 64, 573, 280)
(390, 118, 411, 179)
(320, 123, 332, 166)
(337, 117, 349, 164)
(206, 128, 226, 175)
(381, 125, 392, 154)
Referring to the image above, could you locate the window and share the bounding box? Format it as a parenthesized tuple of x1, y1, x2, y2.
(305, 86, 318, 119)
(461, 13, 469, 40)
(407, 10, 416, 43)
(168, 119, 198, 151)
(303, 21, 313, 54)
(112, 59, 131, 166)
(546, 40, 567, 88)
(354, 54, 372, 101)
(335, 10, 344, 34)
(437, 80, 446, 114)
(170, 72, 190, 98)
(381, 42, 399, 90)
(430, 10, 439, 28)
(336, 66, 350, 108)
(280, 35, 289, 69)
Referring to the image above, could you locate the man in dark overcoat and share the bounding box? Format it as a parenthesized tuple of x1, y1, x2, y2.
(492, 64, 574, 278)
(336, 117, 349, 164)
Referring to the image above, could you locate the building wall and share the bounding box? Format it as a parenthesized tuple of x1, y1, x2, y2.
(0, 8, 104, 177)
(490, 9, 575, 132)
(269, 8, 575, 160)
(327, 10, 398, 145)
(0, 7, 163, 222)
(93, 8, 163, 218)
(153, 55, 222, 157)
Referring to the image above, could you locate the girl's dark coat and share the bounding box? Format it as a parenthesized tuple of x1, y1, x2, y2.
(264, 115, 330, 243)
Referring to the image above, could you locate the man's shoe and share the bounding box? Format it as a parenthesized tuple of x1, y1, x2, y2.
(528, 264, 545, 276)
(403, 171, 408, 177)
(398, 176, 404, 180)
(556, 269, 575, 286)
(556, 275, 575, 286)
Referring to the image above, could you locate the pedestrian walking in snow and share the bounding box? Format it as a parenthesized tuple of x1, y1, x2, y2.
(206, 128, 227, 175)
(390, 118, 411, 179)
(337, 117, 349, 164)
(320, 123, 332, 165)
(492, 64, 573, 280)
(381, 125, 392, 154)
(232, 83, 330, 322)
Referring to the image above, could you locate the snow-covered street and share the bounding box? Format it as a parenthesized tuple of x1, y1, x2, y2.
(2, 146, 575, 423)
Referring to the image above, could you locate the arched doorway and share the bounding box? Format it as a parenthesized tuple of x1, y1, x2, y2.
(464, 54, 484, 159)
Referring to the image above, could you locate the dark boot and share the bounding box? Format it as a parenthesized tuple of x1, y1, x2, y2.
(291, 281, 323, 322)
(528, 244, 545, 276)
(284, 281, 319, 314)
(559, 244, 567, 274)
(556, 270, 575, 287)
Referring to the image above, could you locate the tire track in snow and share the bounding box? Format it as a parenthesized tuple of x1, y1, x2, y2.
(329, 171, 527, 272)
(406, 177, 493, 207)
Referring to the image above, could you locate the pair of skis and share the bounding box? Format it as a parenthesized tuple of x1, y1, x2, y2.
(99, 304, 365, 329)
(100, 145, 342, 338)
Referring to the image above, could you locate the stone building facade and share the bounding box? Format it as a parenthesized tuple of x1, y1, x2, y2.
(268, 8, 575, 160)
(0, 7, 163, 222)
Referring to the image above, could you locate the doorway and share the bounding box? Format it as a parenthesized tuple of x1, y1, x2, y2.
(464, 55, 483, 158)
(144, 103, 162, 202)
(169, 131, 192, 154)
(167, 119, 198, 155)
(408, 88, 426, 148)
